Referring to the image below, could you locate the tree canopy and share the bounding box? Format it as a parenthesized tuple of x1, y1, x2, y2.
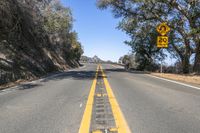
(97, 0, 200, 73)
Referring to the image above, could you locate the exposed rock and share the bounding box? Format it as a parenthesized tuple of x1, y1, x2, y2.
(0, 0, 82, 85)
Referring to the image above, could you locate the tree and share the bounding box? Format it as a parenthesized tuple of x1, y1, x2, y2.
(97, 0, 200, 73)
(0, 0, 83, 84)
(42, 0, 73, 33)
(41, 0, 83, 63)
(122, 20, 165, 70)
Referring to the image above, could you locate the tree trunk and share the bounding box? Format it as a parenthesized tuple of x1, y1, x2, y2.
(193, 43, 200, 74)
(190, 21, 200, 74)
(182, 55, 190, 74)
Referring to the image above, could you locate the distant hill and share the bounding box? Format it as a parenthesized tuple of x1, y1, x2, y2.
(80, 55, 104, 63)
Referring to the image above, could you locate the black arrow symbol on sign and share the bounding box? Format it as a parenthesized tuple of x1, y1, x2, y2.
(159, 26, 166, 31)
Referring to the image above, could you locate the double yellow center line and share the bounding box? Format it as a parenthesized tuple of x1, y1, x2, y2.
(78, 65, 99, 133)
(79, 65, 131, 133)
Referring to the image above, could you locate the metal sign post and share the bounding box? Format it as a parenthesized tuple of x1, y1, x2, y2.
(161, 60, 163, 73)
(156, 23, 170, 73)
(160, 49, 164, 73)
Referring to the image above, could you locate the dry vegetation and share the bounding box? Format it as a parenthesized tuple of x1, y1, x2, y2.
(0, 0, 83, 85)
(151, 73, 200, 85)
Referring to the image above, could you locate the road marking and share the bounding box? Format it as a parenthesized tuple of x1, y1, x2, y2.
(100, 66, 131, 133)
(111, 64, 123, 69)
(80, 103, 83, 108)
(78, 65, 99, 133)
(92, 130, 103, 133)
(96, 93, 102, 97)
(148, 75, 200, 90)
(109, 127, 118, 132)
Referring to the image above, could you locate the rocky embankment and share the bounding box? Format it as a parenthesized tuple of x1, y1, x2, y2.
(0, 0, 83, 86)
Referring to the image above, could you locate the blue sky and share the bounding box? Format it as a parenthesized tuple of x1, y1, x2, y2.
(60, 0, 131, 62)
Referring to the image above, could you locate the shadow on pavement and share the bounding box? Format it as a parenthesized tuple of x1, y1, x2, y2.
(18, 83, 42, 90)
(16, 68, 145, 91)
(41, 70, 98, 82)
(104, 68, 150, 74)
(15, 70, 97, 90)
(15, 70, 97, 91)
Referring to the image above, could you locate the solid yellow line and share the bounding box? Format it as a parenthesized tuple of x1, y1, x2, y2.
(100, 65, 131, 133)
(78, 65, 99, 133)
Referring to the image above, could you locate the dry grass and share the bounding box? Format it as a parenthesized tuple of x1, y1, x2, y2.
(151, 73, 200, 85)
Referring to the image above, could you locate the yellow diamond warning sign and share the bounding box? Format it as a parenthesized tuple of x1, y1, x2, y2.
(156, 22, 170, 36)
(157, 36, 168, 48)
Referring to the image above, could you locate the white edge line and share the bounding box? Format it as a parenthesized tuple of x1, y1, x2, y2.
(111, 64, 124, 69)
(147, 74, 200, 90)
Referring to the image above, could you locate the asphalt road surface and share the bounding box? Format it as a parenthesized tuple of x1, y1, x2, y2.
(0, 63, 200, 133)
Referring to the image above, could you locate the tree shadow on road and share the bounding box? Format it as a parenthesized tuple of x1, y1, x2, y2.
(18, 83, 42, 90)
(15, 68, 143, 91)
(40, 70, 98, 83)
(104, 68, 150, 74)
(15, 70, 97, 90)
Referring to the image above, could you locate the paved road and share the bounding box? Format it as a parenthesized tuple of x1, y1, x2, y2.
(0, 63, 200, 133)
(102, 64, 200, 133)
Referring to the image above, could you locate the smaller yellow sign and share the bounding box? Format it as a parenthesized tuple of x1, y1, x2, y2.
(156, 22, 170, 36)
(157, 36, 168, 48)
